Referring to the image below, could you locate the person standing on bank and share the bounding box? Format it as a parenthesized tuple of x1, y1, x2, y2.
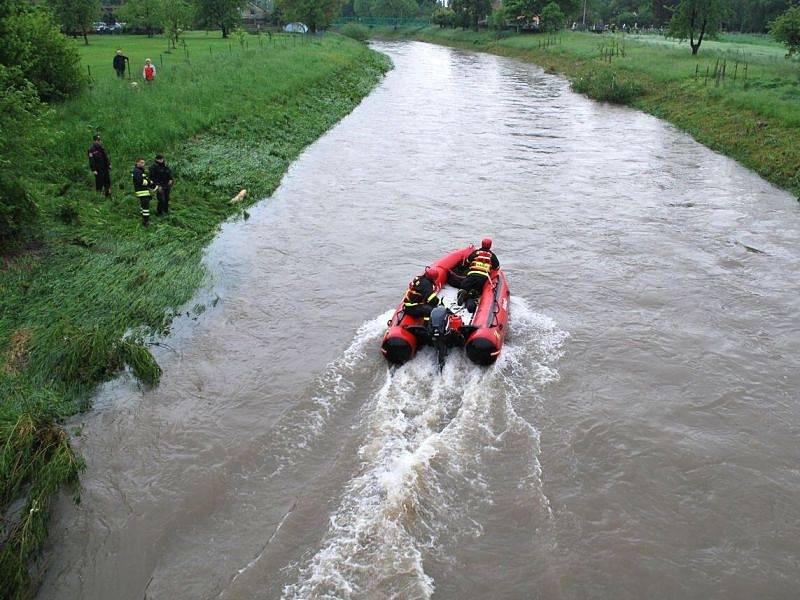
(148, 154, 173, 215)
(143, 58, 156, 82)
(113, 49, 129, 78)
(132, 158, 155, 227)
(88, 134, 111, 198)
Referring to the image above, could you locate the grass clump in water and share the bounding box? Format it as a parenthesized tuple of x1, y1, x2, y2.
(571, 68, 647, 103)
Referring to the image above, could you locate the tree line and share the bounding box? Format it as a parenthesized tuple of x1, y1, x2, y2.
(341, 0, 799, 35)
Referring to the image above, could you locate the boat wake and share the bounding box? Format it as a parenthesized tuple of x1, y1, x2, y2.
(282, 297, 567, 599)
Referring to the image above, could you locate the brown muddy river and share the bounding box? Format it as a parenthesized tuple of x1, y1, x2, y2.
(39, 41, 800, 599)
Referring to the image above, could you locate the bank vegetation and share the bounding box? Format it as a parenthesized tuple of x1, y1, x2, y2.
(0, 26, 389, 598)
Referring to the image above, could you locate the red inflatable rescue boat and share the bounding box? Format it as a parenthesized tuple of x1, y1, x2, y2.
(381, 246, 510, 368)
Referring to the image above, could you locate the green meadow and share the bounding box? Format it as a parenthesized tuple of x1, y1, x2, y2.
(0, 31, 389, 598)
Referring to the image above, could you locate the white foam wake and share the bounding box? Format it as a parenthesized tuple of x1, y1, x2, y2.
(283, 297, 567, 599)
(267, 311, 393, 476)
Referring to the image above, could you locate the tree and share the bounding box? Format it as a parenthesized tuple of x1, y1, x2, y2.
(540, 0, 565, 30)
(667, 0, 725, 55)
(276, 0, 344, 32)
(369, 0, 418, 18)
(48, 0, 100, 45)
(771, 5, 800, 57)
(195, 0, 245, 37)
(161, 0, 193, 48)
(503, 0, 539, 26)
(117, 0, 161, 37)
(353, 0, 372, 15)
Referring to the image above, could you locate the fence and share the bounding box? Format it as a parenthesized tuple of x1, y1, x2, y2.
(332, 16, 431, 28)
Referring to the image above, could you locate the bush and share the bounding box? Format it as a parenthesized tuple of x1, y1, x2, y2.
(0, 178, 38, 253)
(0, 65, 53, 251)
(0, 4, 85, 102)
(771, 6, 800, 58)
(340, 22, 370, 42)
(571, 68, 647, 104)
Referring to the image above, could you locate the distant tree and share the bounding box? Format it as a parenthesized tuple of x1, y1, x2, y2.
(161, 0, 193, 48)
(540, 0, 565, 29)
(195, 0, 245, 37)
(353, 0, 372, 16)
(117, 0, 161, 36)
(651, 0, 679, 27)
(503, 0, 538, 26)
(771, 5, 800, 57)
(667, 0, 725, 55)
(48, 0, 100, 45)
(276, 0, 344, 32)
(370, 0, 418, 18)
(451, 0, 490, 30)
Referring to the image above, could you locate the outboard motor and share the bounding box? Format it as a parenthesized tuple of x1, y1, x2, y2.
(428, 306, 450, 371)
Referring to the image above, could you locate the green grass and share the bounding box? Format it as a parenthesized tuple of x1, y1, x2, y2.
(378, 27, 800, 197)
(0, 31, 389, 598)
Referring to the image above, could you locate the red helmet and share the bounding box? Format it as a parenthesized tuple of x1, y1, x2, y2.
(424, 266, 441, 281)
(481, 237, 492, 249)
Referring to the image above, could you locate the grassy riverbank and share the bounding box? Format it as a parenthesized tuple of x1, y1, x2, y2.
(0, 31, 389, 597)
(372, 26, 800, 198)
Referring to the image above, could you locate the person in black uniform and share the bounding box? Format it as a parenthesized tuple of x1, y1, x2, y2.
(148, 154, 173, 215)
(87, 134, 111, 197)
(457, 238, 500, 309)
(403, 266, 442, 319)
(132, 157, 155, 227)
(113, 49, 129, 78)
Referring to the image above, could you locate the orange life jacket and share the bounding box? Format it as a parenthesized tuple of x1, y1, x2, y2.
(468, 250, 493, 278)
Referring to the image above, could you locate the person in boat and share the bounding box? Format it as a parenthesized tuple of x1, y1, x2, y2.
(457, 238, 500, 307)
(403, 266, 442, 319)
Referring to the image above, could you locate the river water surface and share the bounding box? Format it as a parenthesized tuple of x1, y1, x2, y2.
(39, 41, 800, 600)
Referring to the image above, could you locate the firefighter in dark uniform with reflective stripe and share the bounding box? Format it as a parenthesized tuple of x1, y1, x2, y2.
(457, 238, 500, 307)
(403, 266, 442, 319)
(132, 157, 155, 227)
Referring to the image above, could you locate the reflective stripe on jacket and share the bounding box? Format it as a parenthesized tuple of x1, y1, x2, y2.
(132, 166, 153, 197)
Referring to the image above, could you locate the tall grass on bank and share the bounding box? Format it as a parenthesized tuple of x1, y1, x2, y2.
(380, 27, 799, 198)
(0, 32, 390, 598)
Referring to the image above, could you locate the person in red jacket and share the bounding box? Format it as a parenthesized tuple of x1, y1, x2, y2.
(457, 238, 500, 309)
(143, 58, 156, 82)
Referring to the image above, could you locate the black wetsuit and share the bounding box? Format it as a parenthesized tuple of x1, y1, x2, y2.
(149, 161, 172, 215)
(113, 53, 128, 77)
(88, 142, 111, 196)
